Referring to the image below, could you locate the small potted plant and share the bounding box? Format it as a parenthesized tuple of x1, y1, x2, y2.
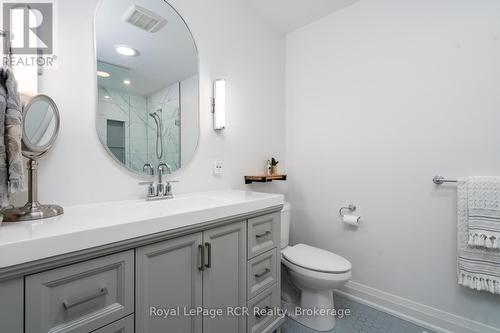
(270, 157, 279, 175)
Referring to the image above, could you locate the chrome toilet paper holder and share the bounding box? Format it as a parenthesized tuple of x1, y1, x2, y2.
(339, 204, 357, 217)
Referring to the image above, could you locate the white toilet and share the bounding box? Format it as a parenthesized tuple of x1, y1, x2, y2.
(280, 203, 352, 332)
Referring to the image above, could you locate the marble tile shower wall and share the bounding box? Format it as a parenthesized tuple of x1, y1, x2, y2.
(147, 82, 181, 170)
(97, 87, 149, 171)
(128, 93, 149, 171)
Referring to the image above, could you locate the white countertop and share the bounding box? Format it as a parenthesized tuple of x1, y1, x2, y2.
(0, 190, 284, 268)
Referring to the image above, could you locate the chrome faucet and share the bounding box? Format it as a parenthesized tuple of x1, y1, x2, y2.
(157, 163, 170, 196)
(140, 163, 178, 201)
(139, 164, 156, 199)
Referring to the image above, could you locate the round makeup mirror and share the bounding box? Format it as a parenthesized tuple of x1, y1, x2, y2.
(22, 94, 60, 159)
(2, 95, 64, 222)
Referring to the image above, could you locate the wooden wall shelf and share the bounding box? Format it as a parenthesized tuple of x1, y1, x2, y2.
(244, 174, 287, 184)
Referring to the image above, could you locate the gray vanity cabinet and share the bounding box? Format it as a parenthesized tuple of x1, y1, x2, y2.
(202, 221, 247, 333)
(0, 277, 23, 333)
(135, 233, 203, 333)
(0, 209, 284, 333)
(25, 250, 134, 333)
(92, 314, 134, 333)
(136, 221, 247, 333)
(248, 213, 280, 259)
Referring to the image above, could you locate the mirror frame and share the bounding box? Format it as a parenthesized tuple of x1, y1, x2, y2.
(22, 94, 61, 158)
(93, 0, 201, 177)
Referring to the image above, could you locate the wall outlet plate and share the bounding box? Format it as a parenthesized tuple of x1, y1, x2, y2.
(213, 160, 223, 175)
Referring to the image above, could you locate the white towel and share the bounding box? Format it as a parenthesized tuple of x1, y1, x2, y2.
(467, 177, 500, 249)
(457, 179, 500, 294)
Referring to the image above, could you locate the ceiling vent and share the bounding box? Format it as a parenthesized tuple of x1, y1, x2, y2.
(122, 5, 167, 33)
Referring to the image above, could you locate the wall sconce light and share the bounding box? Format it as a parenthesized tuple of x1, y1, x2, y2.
(212, 79, 226, 130)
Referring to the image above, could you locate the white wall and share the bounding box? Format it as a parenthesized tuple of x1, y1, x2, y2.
(286, 0, 500, 329)
(25, 0, 286, 207)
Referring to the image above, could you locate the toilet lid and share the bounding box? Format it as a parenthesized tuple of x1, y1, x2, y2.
(282, 244, 352, 273)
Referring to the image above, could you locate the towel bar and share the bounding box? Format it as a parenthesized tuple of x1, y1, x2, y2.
(433, 176, 457, 185)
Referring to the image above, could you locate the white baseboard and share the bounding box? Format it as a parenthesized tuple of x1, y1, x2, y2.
(334, 281, 500, 333)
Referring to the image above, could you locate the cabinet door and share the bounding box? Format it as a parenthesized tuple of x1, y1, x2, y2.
(0, 278, 23, 333)
(202, 221, 247, 333)
(136, 233, 203, 333)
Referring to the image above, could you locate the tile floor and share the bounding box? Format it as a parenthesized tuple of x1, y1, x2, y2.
(281, 295, 434, 333)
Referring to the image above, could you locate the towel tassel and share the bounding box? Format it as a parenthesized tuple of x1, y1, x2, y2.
(458, 271, 500, 295)
(468, 232, 500, 250)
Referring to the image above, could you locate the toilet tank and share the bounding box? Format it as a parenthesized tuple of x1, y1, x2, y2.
(281, 202, 291, 249)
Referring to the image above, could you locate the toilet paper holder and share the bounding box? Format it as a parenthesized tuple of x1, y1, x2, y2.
(339, 204, 357, 217)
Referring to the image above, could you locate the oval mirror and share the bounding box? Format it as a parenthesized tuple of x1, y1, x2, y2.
(22, 94, 60, 159)
(94, 0, 199, 176)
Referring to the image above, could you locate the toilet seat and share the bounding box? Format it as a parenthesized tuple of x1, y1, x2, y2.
(282, 244, 351, 273)
(282, 256, 352, 283)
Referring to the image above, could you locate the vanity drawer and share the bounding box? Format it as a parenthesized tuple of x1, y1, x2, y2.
(25, 250, 134, 333)
(248, 212, 280, 259)
(248, 249, 277, 299)
(247, 284, 280, 333)
(92, 314, 134, 333)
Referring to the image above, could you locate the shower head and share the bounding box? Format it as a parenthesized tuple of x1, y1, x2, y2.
(150, 113, 160, 127)
(149, 108, 162, 118)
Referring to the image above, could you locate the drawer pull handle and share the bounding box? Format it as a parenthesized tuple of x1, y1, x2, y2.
(255, 306, 272, 318)
(255, 231, 271, 239)
(205, 242, 212, 268)
(63, 287, 108, 310)
(198, 244, 205, 271)
(254, 268, 271, 278)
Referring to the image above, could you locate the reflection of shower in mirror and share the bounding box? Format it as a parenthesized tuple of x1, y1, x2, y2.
(149, 109, 164, 159)
(95, 0, 199, 175)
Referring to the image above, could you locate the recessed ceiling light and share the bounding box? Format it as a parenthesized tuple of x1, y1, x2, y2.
(115, 45, 139, 57)
(104, 95, 110, 99)
(97, 70, 110, 78)
(123, 79, 131, 85)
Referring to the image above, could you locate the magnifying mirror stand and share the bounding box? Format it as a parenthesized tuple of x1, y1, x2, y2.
(3, 159, 64, 222)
